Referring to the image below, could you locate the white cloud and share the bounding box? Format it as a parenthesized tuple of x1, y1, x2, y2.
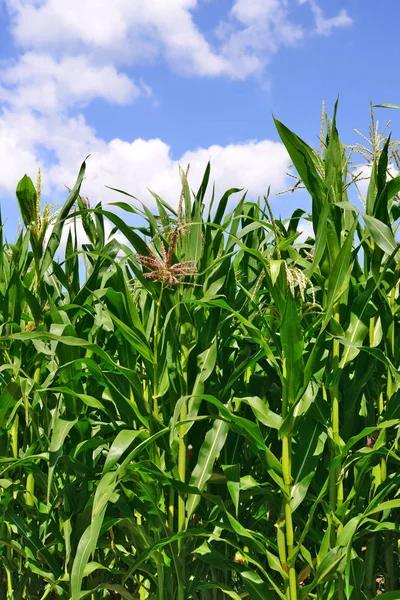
(4, 0, 353, 81)
(6, 0, 230, 77)
(215, 0, 304, 78)
(0, 53, 148, 112)
(0, 106, 290, 209)
(351, 163, 398, 203)
(299, 0, 352, 36)
(0, 0, 351, 219)
(231, 0, 282, 24)
(297, 219, 314, 242)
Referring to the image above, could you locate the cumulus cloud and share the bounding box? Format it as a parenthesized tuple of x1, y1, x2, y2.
(5, 0, 230, 77)
(0, 106, 290, 208)
(4, 0, 353, 80)
(0, 53, 149, 112)
(298, 0, 352, 36)
(297, 218, 314, 242)
(214, 0, 304, 79)
(0, 0, 352, 216)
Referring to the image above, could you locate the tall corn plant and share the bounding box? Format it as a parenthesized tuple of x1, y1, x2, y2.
(0, 102, 399, 600)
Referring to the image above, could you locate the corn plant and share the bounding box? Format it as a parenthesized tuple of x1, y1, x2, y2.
(0, 102, 399, 600)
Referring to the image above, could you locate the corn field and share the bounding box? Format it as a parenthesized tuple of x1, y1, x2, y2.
(0, 103, 399, 600)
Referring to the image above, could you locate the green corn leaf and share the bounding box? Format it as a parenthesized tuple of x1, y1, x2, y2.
(290, 420, 327, 512)
(323, 218, 357, 327)
(274, 117, 326, 222)
(103, 429, 143, 474)
(187, 416, 230, 521)
(70, 471, 118, 599)
(221, 464, 240, 516)
(280, 291, 304, 403)
(41, 158, 87, 276)
(363, 214, 399, 260)
(242, 396, 282, 430)
(47, 417, 77, 501)
(365, 499, 400, 516)
(374, 103, 400, 109)
(371, 594, 400, 600)
(0, 382, 21, 428)
(241, 569, 281, 600)
(196, 583, 241, 600)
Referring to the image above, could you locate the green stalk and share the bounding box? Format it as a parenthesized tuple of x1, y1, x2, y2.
(282, 359, 297, 600)
(1, 523, 13, 599)
(365, 537, 377, 599)
(365, 317, 378, 598)
(10, 414, 18, 461)
(152, 285, 166, 600)
(156, 556, 165, 600)
(329, 305, 344, 600)
(178, 397, 187, 537)
(168, 486, 175, 530)
(177, 332, 189, 600)
(7, 411, 18, 599)
(152, 284, 165, 421)
(6, 558, 13, 600)
(136, 513, 149, 600)
(282, 436, 297, 599)
(329, 305, 343, 530)
(382, 282, 397, 591)
(26, 363, 41, 508)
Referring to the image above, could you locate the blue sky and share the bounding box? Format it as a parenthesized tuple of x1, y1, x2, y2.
(1, 0, 400, 240)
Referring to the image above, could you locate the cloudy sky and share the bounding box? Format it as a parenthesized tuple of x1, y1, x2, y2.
(1, 0, 399, 238)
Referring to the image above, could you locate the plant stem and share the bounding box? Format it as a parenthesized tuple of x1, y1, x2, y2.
(329, 304, 344, 600)
(365, 317, 380, 599)
(176, 286, 191, 600)
(26, 363, 40, 508)
(1, 523, 13, 600)
(10, 414, 18, 460)
(282, 359, 297, 600)
(152, 284, 164, 422)
(282, 436, 297, 599)
(382, 282, 397, 591)
(168, 486, 175, 529)
(178, 398, 187, 600)
(365, 537, 377, 598)
(178, 397, 187, 536)
(329, 305, 342, 533)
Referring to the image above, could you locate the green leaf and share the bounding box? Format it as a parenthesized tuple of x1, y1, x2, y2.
(374, 103, 400, 109)
(363, 214, 399, 260)
(242, 396, 282, 430)
(221, 464, 240, 516)
(323, 219, 357, 327)
(314, 546, 347, 584)
(281, 291, 304, 403)
(187, 416, 230, 521)
(274, 117, 326, 222)
(103, 430, 143, 474)
(270, 259, 283, 286)
(365, 499, 400, 516)
(290, 420, 327, 512)
(241, 569, 279, 600)
(305, 199, 329, 278)
(70, 472, 118, 599)
(106, 311, 153, 362)
(0, 382, 20, 428)
(41, 159, 87, 276)
(196, 583, 241, 600)
(47, 417, 77, 501)
(371, 594, 400, 600)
